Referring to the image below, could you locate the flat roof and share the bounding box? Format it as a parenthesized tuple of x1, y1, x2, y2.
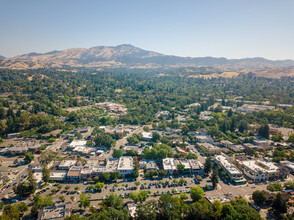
(117, 156, 133, 170)
(241, 160, 278, 174)
(215, 155, 242, 175)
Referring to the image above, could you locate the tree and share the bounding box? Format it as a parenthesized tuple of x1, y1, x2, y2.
(211, 169, 219, 189)
(74, 186, 80, 191)
(59, 195, 65, 202)
(79, 193, 91, 209)
(267, 182, 283, 192)
(42, 164, 50, 183)
(252, 191, 266, 205)
(57, 184, 62, 191)
(258, 123, 269, 139)
(48, 138, 56, 143)
(190, 186, 204, 202)
(284, 181, 294, 190)
(177, 164, 185, 174)
(151, 132, 161, 142)
(100, 193, 123, 210)
(287, 133, 294, 144)
(15, 170, 36, 197)
(182, 126, 189, 135)
(38, 150, 58, 165)
(110, 171, 121, 181)
(95, 182, 104, 191)
(204, 156, 212, 175)
(112, 149, 123, 158)
(158, 194, 182, 219)
(143, 126, 150, 132)
(94, 131, 116, 148)
(186, 152, 198, 159)
(100, 172, 111, 182)
(272, 193, 287, 215)
(0, 203, 28, 220)
(180, 192, 188, 200)
(24, 152, 34, 164)
(227, 108, 233, 117)
(271, 133, 284, 142)
(136, 200, 157, 220)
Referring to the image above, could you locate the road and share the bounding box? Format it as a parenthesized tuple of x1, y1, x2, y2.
(105, 126, 144, 159)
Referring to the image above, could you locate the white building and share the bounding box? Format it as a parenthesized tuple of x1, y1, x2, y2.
(214, 155, 246, 185)
(139, 160, 159, 170)
(162, 158, 177, 175)
(240, 160, 279, 182)
(49, 171, 67, 182)
(117, 156, 134, 176)
(58, 160, 77, 170)
(237, 104, 275, 113)
(195, 135, 214, 143)
(68, 140, 87, 150)
(141, 132, 152, 141)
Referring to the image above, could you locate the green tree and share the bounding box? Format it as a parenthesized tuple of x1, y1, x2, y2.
(287, 133, 294, 144)
(143, 126, 150, 132)
(24, 152, 34, 163)
(177, 164, 185, 174)
(252, 190, 266, 205)
(258, 123, 269, 139)
(151, 132, 161, 142)
(100, 193, 123, 210)
(79, 193, 91, 209)
(42, 164, 50, 183)
(112, 149, 123, 158)
(267, 182, 283, 192)
(204, 156, 212, 175)
(95, 182, 104, 191)
(136, 200, 157, 220)
(211, 169, 219, 189)
(180, 192, 188, 200)
(38, 150, 58, 165)
(271, 193, 287, 215)
(190, 186, 204, 202)
(271, 133, 284, 142)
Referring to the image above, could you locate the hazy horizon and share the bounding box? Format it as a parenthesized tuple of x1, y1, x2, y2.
(1, 0, 294, 60)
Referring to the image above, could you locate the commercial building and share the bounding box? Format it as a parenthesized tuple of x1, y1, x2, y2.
(117, 156, 134, 176)
(240, 160, 280, 182)
(200, 143, 222, 154)
(141, 132, 152, 141)
(49, 171, 67, 182)
(162, 158, 177, 175)
(195, 135, 214, 144)
(189, 160, 204, 174)
(37, 204, 71, 220)
(58, 160, 77, 170)
(162, 158, 203, 175)
(66, 166, 82, 182)
(139, 160, 159, 171)
(214, 155, 246, 185)
(80, 168, 94, 180)
(236, 104, 275, 113)
(68, 140, 87, 150)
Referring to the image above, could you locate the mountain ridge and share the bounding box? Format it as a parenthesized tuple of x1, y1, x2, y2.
(0, 44, 294, 70)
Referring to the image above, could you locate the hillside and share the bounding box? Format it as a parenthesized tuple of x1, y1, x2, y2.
(0, 44, 294, 72)
(0, 56, 5, 60)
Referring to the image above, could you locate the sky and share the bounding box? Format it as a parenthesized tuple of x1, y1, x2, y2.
(0, 0, 293, 60)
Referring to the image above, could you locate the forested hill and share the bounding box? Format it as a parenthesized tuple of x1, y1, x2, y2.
(0, 56, 5, 60)
(0, 44, 294, 70)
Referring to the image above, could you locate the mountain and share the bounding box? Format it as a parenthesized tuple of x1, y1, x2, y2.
(0, 56, 5, 61)
(0, 44, 294, 70)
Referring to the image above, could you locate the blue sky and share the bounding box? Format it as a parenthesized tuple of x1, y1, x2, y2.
(0, 0, 293, 60)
